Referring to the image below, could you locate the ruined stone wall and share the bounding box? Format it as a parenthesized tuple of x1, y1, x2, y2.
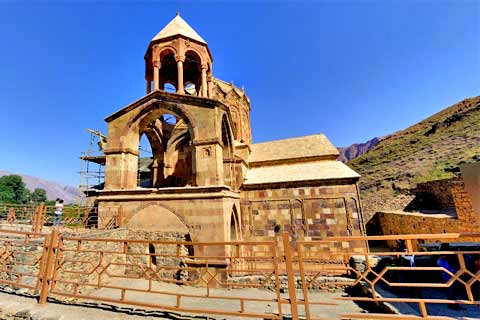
(372, 209, 480, 249)
(413, 179, 458, 209)
(374, 211, 460, 236)
(373, 178, 479, 247)
(451, 180, 480, 233)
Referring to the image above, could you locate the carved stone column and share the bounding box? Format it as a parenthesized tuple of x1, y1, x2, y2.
(201, 64, 208, 97)
(146, 78, 152, 94)
(176, 55, 185, 94)
(207, 75, 213, 98)
(153, 60, 161, 91)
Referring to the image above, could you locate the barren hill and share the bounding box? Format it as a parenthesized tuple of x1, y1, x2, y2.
(348, 96, 480, 222)
(0, 170, 78, 204)
(338, 137, 380, 162)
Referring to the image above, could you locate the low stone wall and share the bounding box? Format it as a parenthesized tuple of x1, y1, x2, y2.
(371, 211, 467, 249)
(228, 275, 354, 292)
(54, 229, 128, 296)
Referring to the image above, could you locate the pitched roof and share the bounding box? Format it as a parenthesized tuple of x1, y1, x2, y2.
(213, 78, 250, 103)
(243, 161, 360, 186)
(152, 14, 206, 44)
(249, 134, 339, 165)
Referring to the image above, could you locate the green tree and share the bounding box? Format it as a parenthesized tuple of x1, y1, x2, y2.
(0, 175, 29, 204)
(31, 188, 47, 204)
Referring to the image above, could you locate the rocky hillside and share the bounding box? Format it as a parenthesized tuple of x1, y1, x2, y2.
(349, 96, 480, 222)
(338, 137, 380, 162)
(0, 170, 78, 204)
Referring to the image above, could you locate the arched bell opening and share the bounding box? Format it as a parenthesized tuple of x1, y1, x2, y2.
(184, 82, 197, 96)
(159, 51, 178, 91)
(163, 82, 177, 93)
(183, 50, 202, 95)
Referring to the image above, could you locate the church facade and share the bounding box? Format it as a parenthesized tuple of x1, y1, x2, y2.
(94, 14, 365, 255)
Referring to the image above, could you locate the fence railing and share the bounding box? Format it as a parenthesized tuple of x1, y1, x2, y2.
(0, 227, 479, 319)
(0, 228, 48, 291)
(0, 203, 102, 230)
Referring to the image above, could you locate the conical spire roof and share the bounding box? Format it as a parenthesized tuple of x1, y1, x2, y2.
(151, 13, 206, 44)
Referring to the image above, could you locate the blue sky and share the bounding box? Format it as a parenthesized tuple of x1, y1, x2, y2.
(0, 0, 478, 187)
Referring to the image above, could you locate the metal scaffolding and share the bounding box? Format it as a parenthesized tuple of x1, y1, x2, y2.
(78, 129, 106, 205)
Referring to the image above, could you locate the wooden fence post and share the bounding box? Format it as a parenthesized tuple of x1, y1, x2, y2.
(282, 232, 299, 320)
(39, 228, 59, 304)
(118, 206, 125, 227)
(38, 203, 46, 233)
(7, 208, 15, 224)
(31, 205, 39, 233)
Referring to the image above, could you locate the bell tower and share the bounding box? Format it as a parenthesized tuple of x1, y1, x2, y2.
(144, 13, 213, 97)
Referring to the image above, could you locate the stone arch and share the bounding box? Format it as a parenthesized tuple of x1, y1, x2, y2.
(230, 205, 241, 241)
(158, 47, 177, 60)
(184, 48, 204, 66)
(219, 109, 237, 141)
(158, 49, 178, 89)
(183, 50, 202, 94)
(117, 100, 202, 188)
(221, 113, 235, 188)
(126, 100, 198, 140)
(127, 204, 189, 233)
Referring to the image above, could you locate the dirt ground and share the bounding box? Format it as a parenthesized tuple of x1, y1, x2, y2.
(0, 282, 365, 320)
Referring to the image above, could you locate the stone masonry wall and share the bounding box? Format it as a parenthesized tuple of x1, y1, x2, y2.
(373, 179, 479, 249)
(240, 183, 366, 260)
(53, 229, 128, 296)
(451, 180, 480, 233)
(412, 179, 458, 209)
(372, 209, 479, 250)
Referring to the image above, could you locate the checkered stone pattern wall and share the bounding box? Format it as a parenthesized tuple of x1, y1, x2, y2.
(240, 184, 365, 256)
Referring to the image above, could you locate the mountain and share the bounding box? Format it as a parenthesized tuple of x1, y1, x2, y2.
(348, 96, 480, 222)
(338, 137, 381, 162)
(0, 170, 78, 204)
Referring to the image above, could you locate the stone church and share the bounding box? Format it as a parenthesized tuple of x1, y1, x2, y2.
(93, 14, 365, 254)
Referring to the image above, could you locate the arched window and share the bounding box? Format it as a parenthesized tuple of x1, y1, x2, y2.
(137, 133, 153, 188)
(221, 115, 234, 188)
